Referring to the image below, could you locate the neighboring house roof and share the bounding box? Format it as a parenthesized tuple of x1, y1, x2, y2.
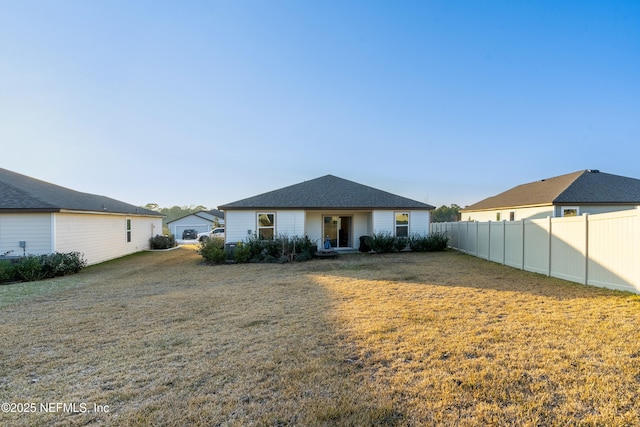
(0, 168, 162, 216)
(218, 175, 435, 210)
(205, 209, 225, 219)
(462, 170, 640, 212)
(166, 209, 225, 225)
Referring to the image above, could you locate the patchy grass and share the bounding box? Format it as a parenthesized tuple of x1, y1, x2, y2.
(1, 248, 639, 426)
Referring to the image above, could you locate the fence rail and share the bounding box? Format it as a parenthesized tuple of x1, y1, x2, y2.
(431, 209, 640, 294)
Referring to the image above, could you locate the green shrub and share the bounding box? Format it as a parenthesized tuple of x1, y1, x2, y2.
(0, 260, 15, 283)
(223, 234, 269, 263)
(262, 239, 282, 260)
(291, 235, 317, 261)
(198, 237, 226, 264)
(54, 252, 87, 274)
(0, 252, 87, 283)
(233, 242, 252, 263)
(149, 234, 176, 249)
(41, 253, 67, 277)
(369, 232, 397, 253)
(230, 234, 317, 264)
(393, 236, 409, 252)
(14, 256, 46, 282)
(43, 252, 87, 276)
(409, 232, 449, 252)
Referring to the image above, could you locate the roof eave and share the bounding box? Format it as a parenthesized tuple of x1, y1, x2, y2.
(461, 202, 554, 213)
(219, 206, 434, 211)
(0, 208, 61, 213)
(58, 208, 164, 217)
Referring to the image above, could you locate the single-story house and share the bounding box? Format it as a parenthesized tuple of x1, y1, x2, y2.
(167, 209, 224, 239)
(461, 169, 640, 222)
(0, 168, 163, 265)
(218, 175, 435, 250)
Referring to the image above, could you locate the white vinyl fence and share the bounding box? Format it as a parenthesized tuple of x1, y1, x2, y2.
(431, 209, 640, 294)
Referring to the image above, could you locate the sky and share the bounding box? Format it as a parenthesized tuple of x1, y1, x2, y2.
(1, 1, 639, 209)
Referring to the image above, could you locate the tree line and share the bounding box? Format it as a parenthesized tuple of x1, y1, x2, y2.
(431, 204, 461, 222)
(143, 203, 209, 225)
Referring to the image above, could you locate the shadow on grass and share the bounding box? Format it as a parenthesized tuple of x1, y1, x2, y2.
(306, 250, 638, 301)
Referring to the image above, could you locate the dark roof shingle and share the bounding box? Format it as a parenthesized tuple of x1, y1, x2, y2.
(463, 170, 640, 211)
(219, 175, 434, 210)
(0, 168, 162, 216)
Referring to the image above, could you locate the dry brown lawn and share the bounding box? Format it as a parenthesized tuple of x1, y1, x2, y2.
(1, 247, 639, 426)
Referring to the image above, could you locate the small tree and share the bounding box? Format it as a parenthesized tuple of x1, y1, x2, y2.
(198, 237, 226, 264)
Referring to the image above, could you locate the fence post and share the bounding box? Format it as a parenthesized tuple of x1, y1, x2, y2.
(584, 214, 589, 285)
(547, 216, 552, 277)
(475, 221, 479, 256)
(502, 220, 506, 265)
(487, 220, 491, 261)
(466, 221, 470, 253)
(636, 208, 640, 293)
(521, 219, 526, 271)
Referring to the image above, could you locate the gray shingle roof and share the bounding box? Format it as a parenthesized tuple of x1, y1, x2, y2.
(219, 175, 434, 210)
(205, 209, 225, 219)
(463, 170, 640, 211)
(0, 168, 162, 216)
(166, 209, 225, 224)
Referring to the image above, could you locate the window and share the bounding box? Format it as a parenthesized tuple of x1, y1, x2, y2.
(562, 207, 579, 217)
(257, 213, 275, 240)
(496, 212, 501, 221)
(126, 218, 132, 243)
(395, 212, 409, 237)
(509, 211, 515, 221)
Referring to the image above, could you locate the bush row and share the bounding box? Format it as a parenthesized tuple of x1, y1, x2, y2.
(149, 234, 177, 250)
(409, 232, 449, 252)
(367, 232, 449, 253)
(199, 235, 317, 264)
(0, 252, 87, 283)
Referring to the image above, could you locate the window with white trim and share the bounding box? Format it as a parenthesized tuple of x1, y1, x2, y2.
(257, 213, 275, 240)
(562, 207, 579, 217)
(126, 218, 132, 243)
(395, 212, 409, 237)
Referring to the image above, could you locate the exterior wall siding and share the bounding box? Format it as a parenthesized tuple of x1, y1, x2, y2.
(224, 211, 256, 243)
(305, 212, 322, 249)
(372, 211, 394, 234)
(0, 212, 160, 265)
(352, 212, 369, 249)
(0, 213, 53, 256)
(276, 211, 305, 237)
(571, 205, 636, 216)
(463, 205, 637, 222)
(410, 210, 430, 235)
(462, 206, 553, 222)
(55, 212, 162, 265)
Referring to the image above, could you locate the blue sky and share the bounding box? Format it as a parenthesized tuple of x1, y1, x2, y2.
(2, 1, 639, 209)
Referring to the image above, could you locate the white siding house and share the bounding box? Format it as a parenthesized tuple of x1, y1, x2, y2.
(219, 175, 435, 251)
(0, 168, 163, 265)
(167, 209, 224, 239)
(461, 170, 640, 222)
